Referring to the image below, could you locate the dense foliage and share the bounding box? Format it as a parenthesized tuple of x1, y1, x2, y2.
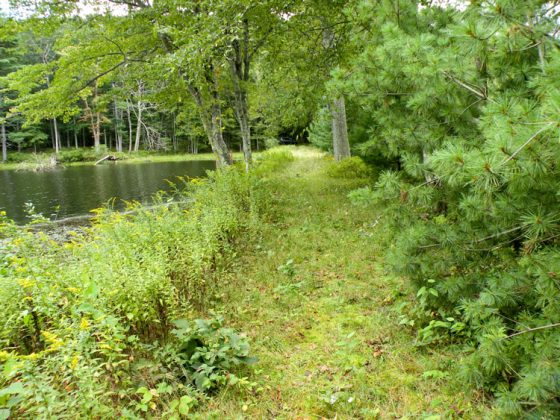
(0, 150, 295, 417)
(343, 0, 560, 416)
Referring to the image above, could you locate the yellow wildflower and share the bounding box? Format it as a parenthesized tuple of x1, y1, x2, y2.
(80, 318, 90, 330)
(17, 278, 36, 289)
(70, 355, 79, 369)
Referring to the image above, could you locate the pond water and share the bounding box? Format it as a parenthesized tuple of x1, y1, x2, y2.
(0, 160, 216, 224)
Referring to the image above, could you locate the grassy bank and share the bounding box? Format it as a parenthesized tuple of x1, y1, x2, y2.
(197, 148, 489, 418)
(1, 147, 489, 418)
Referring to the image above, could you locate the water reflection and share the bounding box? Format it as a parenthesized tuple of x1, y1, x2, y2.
(0, 160, 215, 223)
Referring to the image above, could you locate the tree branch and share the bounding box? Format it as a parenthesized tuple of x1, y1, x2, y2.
(500, 122, 555, 165)
(503, 323, 560, 340)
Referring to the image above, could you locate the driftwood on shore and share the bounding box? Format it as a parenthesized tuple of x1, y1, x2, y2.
(94, 155, 118, 165)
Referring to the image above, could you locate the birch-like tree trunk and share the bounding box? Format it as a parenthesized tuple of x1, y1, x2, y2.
(330, 96, 351, 161)
(73, 117, 78, 149)
(114, 98, 123, 152)
(126, 99, 133, 153)
(93, 113, 101, 150)
(134, 101, 142, 152)
(172, 112, 177, 152)
(1, 121, 7, 163)
(52, 118, 60, 153)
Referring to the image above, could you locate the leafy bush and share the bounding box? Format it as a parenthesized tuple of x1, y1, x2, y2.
(325, 156, 372, 179)
(169, 316, 256, 391)
(5, 152, 30, 163)
(0, 153, 287, 417)
(57, 149, 93, 163)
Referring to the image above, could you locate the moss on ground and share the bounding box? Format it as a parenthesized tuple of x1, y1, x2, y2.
(198, 148, 489, 419)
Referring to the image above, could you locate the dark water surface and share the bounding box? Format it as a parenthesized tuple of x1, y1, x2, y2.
(0, 160, 215, 224)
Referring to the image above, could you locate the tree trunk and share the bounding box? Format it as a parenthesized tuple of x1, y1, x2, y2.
(231, 81, 251, 171)
(126, 99, 133, 153)
(134, 101, 142, 152)
(209, 100, 232, 167)
(188, 75, 232, 167)
(114, 98, 122, 152)
(73, 118, 79, 149)
(172, 112, 177, 152)
(331, 96, 351, 161)
(1, 122, 7, 163)
(229, 19, 252, 172)
(93, 114, 101, 151)
(53, 118, 61, 153)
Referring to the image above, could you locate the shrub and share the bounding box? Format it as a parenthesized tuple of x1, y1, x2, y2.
(168, 316, 256, 391)
(325, 156, 372, 179)
(57, 149, 100, 163)
(5, 152, 29, 163)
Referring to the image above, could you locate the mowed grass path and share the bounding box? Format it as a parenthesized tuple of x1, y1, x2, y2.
(203, 148, 488, 419)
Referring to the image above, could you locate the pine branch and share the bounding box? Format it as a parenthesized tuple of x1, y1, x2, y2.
(500, 122, 555, 165)
(442, 71, 493, 102)
(503, 323, 560, 340)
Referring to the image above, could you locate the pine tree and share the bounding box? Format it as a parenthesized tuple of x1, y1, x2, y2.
(344, 0, 560, 415)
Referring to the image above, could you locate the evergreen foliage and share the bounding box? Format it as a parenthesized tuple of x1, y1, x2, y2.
(343, 1, 560, 415)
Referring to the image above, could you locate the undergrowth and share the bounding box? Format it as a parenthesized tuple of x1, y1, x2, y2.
(0, 149, 291, 418)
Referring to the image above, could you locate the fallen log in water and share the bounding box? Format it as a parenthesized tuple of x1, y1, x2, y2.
(94, 155, 118, 165)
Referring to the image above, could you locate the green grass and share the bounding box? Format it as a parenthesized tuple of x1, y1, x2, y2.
(199, 148, 490, 418)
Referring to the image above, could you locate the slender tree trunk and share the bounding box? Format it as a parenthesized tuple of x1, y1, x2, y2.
(53, 118, 60, 153)
(231, 81, 251, 171)
(73, 118, 79, 149)
(93, 116, 101, 151)
(1, 122, 7, 163)
(126, 99, 133, 153)
(114, 98, 123, 152)
(84, 99, 101, 151)
(172, 112, 177, 152)
(330, 96, 351, 161)
(134, 101, 142, 152)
